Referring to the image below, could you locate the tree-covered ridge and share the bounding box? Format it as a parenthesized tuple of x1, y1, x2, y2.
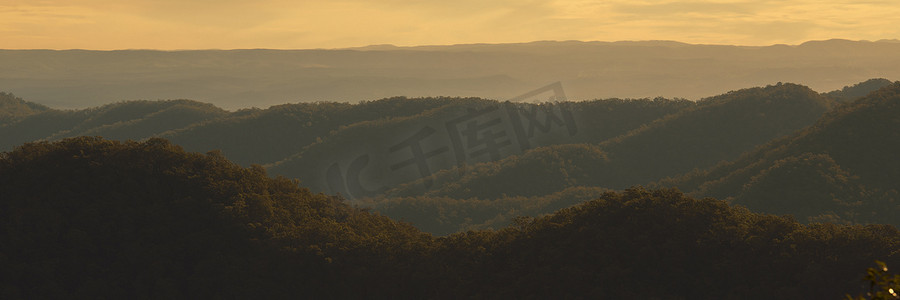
(596, 82, 832, 187)
(455, 187, 900, 299)
(563, 96, 694, 144)
(4, 94, 684, 168)
(0, 99, 226, 152)
(0, 137, 430, 298)
(161, 96, 478, 165)
(0, 92, 49, 126)
(0, 95, 489, 164)
(372, 185, 612, 235)
(0, 78, 894, 239)
(662, 81, 900, 226)
(343, 82, 837, 236)
(1, 138, 898, 298)
(383, 143, 611, 200)
(376, 83, 832, 206)
(266, 97, 693, 199)
(825, 78, 894, 102)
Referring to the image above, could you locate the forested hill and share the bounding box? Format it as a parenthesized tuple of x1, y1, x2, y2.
(596, 83, 831, 185)
(0, 93, 695, 167)
(0, 99, 228, 155)
(1, 82, 832, 200)
(662, 82, 900, 226)
(824, 78, 894, 102)
(0, 92, 49, 126)
(2, 79, 895, 236)
(0, 96, 491, 165)
(0, 137, 431, 298)
(2, 137, 899, 298)
(376, 82, 832, 203)
(159, 97, 470, 165)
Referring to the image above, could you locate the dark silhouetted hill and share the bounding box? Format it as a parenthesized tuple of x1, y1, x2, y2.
(0, 137, 429, 298)
(445, 187, 900, 299)
(2, 138, 898, 298)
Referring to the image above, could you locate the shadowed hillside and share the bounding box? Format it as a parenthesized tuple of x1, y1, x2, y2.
(0, 92, 49, 126)
(162, 97, 472, 165)
(1, 140, 897, 298)
(825, 78, 893, 102)
(597, 83, 832, 187)
(663, 81, 900, 225)
(266, 98, 691, 199)
(0, 99, 227, 152)
(382, 144, 611, 200)
(0, 137, 430, 298)
(0, 79, 895, 237)
(379, 83, 832, 204)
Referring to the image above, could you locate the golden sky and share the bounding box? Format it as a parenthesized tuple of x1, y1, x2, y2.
(3, 0, 900, 49)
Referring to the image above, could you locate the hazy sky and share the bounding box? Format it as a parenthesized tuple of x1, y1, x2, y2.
(4, 0, 900, 49)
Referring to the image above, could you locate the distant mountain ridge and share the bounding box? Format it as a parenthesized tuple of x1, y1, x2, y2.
(3, 39, 900, 109)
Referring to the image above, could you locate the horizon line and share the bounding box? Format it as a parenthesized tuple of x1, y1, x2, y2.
(4, 38, 900, 52)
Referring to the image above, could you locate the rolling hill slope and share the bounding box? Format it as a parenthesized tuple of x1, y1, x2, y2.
(266, 97, 692, 199)
(664, 81, 900, 225)
(381, 83, 833, 203)
(2, 137, 899, 298)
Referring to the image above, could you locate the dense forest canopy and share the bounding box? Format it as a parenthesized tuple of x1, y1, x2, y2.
(2, 79, 900, 298)
(2, 79, 898, 235)
(1, 137, 898, 298)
